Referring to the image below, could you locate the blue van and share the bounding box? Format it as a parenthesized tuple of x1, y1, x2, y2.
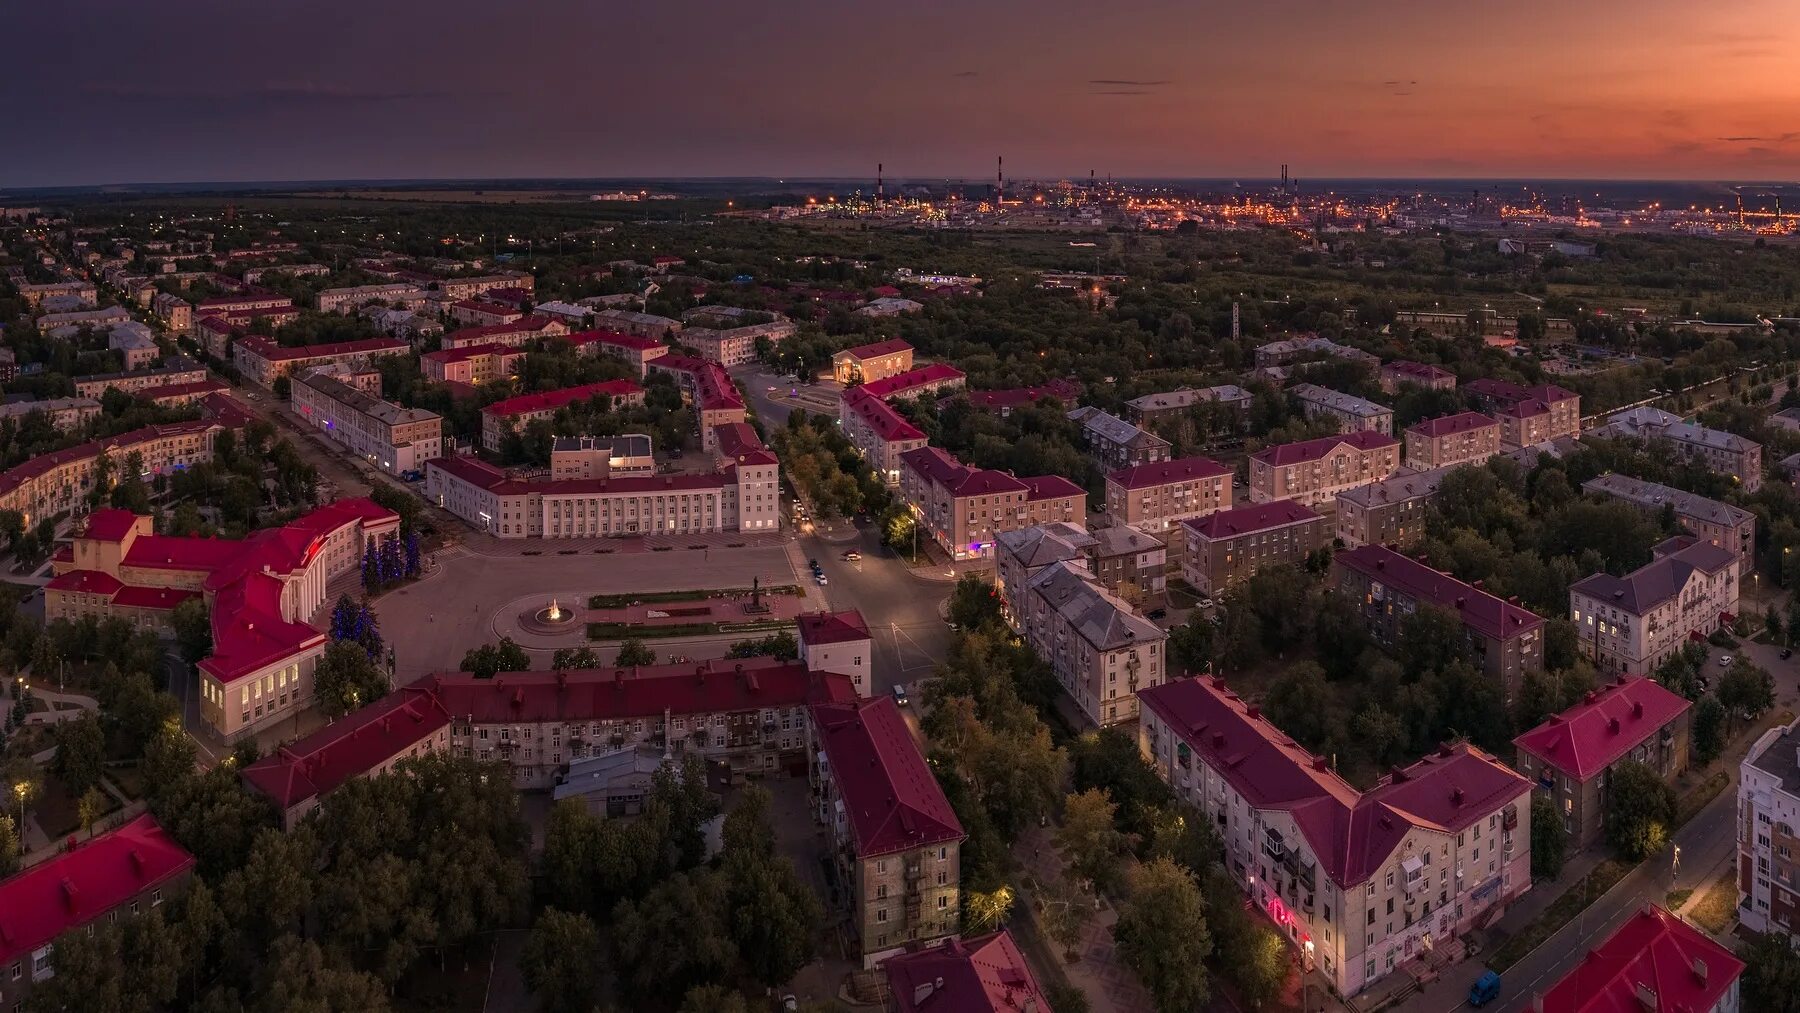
(1468, 970, 1502, 1007)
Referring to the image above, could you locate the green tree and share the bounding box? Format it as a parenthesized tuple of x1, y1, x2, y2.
(1740, 931, 1800, 1012)
(250, 935, 390, 1013)
(1530, 793, 1566, 881)
(719, 786, 822, 987)
(1055, 788, 1133, 894)
(550, 646, 600, 670)
(1605, 759, 1676, 861)
(1037, 871, 1093, 960)
(313, 641, 389, 717)
(77, 785, 107, 837)
(171, 598, 212, 665)
(947, 573, 1004, 631)
(459, 637, 531, 679)
(0, 814, 18, 878)
(1167, 613, 1215, 673)
(1114, 857, 1211, 1013)
(725, 630, 799, 661)
(1718, 657, 1776, 730)
(520, 909, 602, 1013)
(1766, 605, 1785, 646)
(52, 712, 106, 796)
(615, 638, 657, 667)
(679, 985, 751, 1013)
(1692, 695, 1727, 766)
(611, 869, 739, 1003)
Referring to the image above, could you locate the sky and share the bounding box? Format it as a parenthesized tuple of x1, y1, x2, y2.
(4, 0, 1799, 188)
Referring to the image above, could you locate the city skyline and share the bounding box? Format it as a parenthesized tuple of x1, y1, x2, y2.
(5, 0, 1800, 187)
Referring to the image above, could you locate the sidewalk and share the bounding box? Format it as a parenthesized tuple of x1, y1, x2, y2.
(1012, 825, 1153, 1013)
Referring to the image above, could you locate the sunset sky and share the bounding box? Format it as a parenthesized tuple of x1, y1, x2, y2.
(5, 0, 1799, 187)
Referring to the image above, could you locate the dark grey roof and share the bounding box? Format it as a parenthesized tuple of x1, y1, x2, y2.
(1569, 540, 1736, 615)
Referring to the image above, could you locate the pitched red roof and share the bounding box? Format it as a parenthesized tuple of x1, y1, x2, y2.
(243, 683, 451, 810)
(442, 315, 559, 346)
(1252, 430, 1396, 466)
(1183, 499, 1320, 539)
(1463, 377, 1577, 406)
(0, 814, 195, 966)
(1020, 474, 1085, 502)
(135, 379, 231, 402)
(1335, 545, 1544, 641)
(844, 387, 926, 442)
(435, 660, 855, 724)
(811, 695, 964, 858)
(1407, 411, 1499, 439)
(713, 422, 777, 465)
(900, 446, 1028, 498)
(860, 363, 967, 401)
(235, 335, 407, 363)
(798, 610, 871, 647)
(694, 362, 744, 411)
(81, 508, 141, 542)
(0, 419, 230, 499)
(482, 379, 643, 419)
(958, 380, 1081, 412)
(1139, 676, 1529, 888)
(563, 329, 664, 352)
(1383, 360, 1454, 383)
(883, 931, 1051, 1013)
(839, 338, 913, 360)
(1108, 455, 1231, 491)
(1513, 676, 1692, 782)
(451, 298, 519, 316)
(422, 341, 525, 365)
(46, 569, 124, 596)
(1540, 906, 1741, 1013)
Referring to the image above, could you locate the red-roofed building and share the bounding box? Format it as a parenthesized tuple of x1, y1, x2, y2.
(1403, 411, 1501, 470)
(1137, 675, 1532, 998)
(881, 931, 1052, 1013)
(833, 338, 914, 385)
(232, 335, 409, 387)
(0, 417, 238, 527)
(1539, 906, 1741, 1013)
(797, 610, 872, 696)
(193, 314, 236, 358)
(1332, 544, 1546, 699)
(1180, 499, 1328, 595)
(560, 329, 669, 376)
(692, 363, 748, 453)
(46, 499, 399, 738)
(1379, 360, 1457, 394)
(952, 378, 1082, 417)
(899, 446, 1086, 560)
(0, 814, 195, 1004)
(809, 695, 965, 966)
(840, 387, 928, 485)
(1249, 431, 1400, 507)
(1462, 378, 1581, 448)
(1105, 454, 1233, 541)
(420, 341, 526, 386)
(859, 363, 967, 403)
(439, 315, 568, 351)
(134, 377, 231, 407)
(1514, 676, 1691, 848)
(195, 290, 292, 319)
(445, 298, 523, 328)
(479, 379, 645, 453)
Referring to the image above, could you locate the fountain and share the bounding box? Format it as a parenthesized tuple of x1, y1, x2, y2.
(527, 596, 576, 630)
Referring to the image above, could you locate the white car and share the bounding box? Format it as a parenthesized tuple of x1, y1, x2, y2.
(1196, 597, 1215, 609)
(1719, 655, 1734, 668)
(815, 575, 829, 586)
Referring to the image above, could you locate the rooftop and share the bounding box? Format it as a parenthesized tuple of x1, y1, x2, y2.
(1184, 499, 1321, 540)
(1252, 430, 1397, 466)
(882, 931, 1051, 1013)
(1539, 906, 1741, 1013)
(843, 387, 927, 442)
(1582, 474, 1753, 529)
(482, 380, 643, 419)
(859, 363, 967, 401)
(295, 369, 441, 429)
(1291, 383, 1392, 419)
(837, 337, 913, 360)
(1513, 676, 1692, 781)
(1027, 561, 1163, 652)
(1108, 455, 1231, 491)
(996, 522, 1097, 570)
(1335, 544, 1545, 640)
(243, 683, 451, 810)
(561, 329, 665, 352)
(1337, 465, 1455, 508)
(235, 335, 407, 363)
(1407, 411, 1499, 439)
(797, 609, 871, 647)
(811, 695, 964, 858)
(0, 814, 195, 966)
(1569, 539, 1737, 616)
(427, 454, 729, 497)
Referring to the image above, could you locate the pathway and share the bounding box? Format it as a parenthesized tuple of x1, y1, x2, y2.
(1012, 825, 1153, 1013)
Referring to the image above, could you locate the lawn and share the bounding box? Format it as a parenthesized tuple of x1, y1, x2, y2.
(1688, 868, 1740, 934)
(585, 619, 795, 641)
(587, 585, 800, 609)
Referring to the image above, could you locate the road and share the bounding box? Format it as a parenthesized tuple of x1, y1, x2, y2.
(798, 520, 954, 697)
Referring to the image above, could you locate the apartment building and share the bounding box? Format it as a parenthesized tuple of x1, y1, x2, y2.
(1018, 560, 1165, 726)
(425, 449, 779, 538)
(245, 658, 850, 828)
(1462, 379, 1581, 449)
(74, 357, 208, 398)
(433, 273, 534, 301)
(562, 329, 668, 376)
(0, 417, 235, 526)
(0, 814, 194, 1008)
(1125, 384, 1254, 428)
(859, 364, 968, 404)
(1513, 675, 1691, 849)
(996, 522, 1099, 621)
(1741, 716, 1800, 937)
(1250, 431, 1400, 508)
(16, 279, 96, 309)
(840, 387, 928, 486)
(647, 357, 749, 452)
(880, 932, 1049, 1013)
(446, 299, 522, 327)
(1091, 525, 1168, 601)
(1569, 536, 1739, 676)
(797, 610, 872, 697)
(420, 342, 526, 385)
(233, 335, 409, 387)
(45, 499, 398, 737)
(686, 320, 797, 366)
(1333, 545, 1546, 698)
(811, 695, 965, 967)
(440, 315, 569, 351)
(316, 283, 428, 314)
(1291, 383, 1394, 436)
(1403, 412, 1501, 470)
(135, 378, 230, 408)
(591, 308, 684, 340)
(833, 338, 914, 385)
(291, 369, 443, 475)
(1137, 675, 1531, 999)
(1068, 406, 1173, 470)
(1335, 466, 1452, 550)
(151, 291, 192, 332)
(1254, 336, 1379, 369)
(478, 379, 644, 453)
(1181, 500, 1328, 596)
(1603, 407, 1764, 492)
(899, 446, 1086, 560)
(108, 321, 159, 369)
(1379, 360, 1456, 394)
(957, 379, 1082, 417)
(0, 396, 100, 433)
(194, 291, 293, 320)
(38, 306, 133, 337)
(1540, 907, 1741, 1012)
(1104, 455, 1232, 543)
(1582, 474, 1756, 579)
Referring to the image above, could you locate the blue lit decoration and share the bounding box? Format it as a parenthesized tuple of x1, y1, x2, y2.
(403, 531, 421, 578)
(328, 594, 384, 658)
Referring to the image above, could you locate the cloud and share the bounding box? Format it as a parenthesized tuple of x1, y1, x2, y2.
(953, 71, 979, 78)
(1093, 90, 1151, 96)
(1719, 135, 1765, 142)
(79, 82, 461, 105)
(1088, 79, 1167, 86)
(1717, 132, 1800, 144)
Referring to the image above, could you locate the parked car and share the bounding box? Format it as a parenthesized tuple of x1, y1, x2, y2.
(892, 684, 909, 706)
(1146, 607, 1167, 621)
(841, 550, 862, 561)
(1783, 649, 1794, 661)
(1196, 597, 1215, 609)
(815, 575, 828, 586)
(1468, 971, 1502, 1008)
(1719, 654, 1734, 668)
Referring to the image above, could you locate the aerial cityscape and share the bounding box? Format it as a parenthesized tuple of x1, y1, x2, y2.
(6, 6, 1800, 1013)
